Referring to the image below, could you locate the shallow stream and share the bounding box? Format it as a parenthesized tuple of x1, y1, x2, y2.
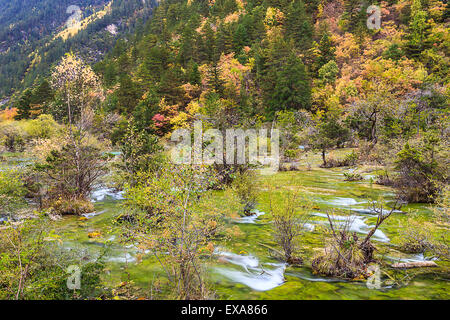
(54, 168, 449, 299)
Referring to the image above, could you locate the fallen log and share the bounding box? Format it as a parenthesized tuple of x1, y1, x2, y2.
(391, 261, 438, 269)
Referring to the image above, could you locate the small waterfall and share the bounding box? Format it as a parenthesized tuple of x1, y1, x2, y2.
(215, 250, 286, 291)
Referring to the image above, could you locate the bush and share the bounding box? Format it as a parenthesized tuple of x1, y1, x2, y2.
(0, 117, 60, 153)
(210, 164, 248, 190)
(343, 151, 359, 166)
(312, 231, 368, 279)
(121, 165, 220, 299)
(232, 170, 259, 215)
(399, 228, 433, 254)
(399, 212, 449, 261)
(433, 186, 449, 224)
(394, 134, 447, 203)
(321, 151, 359, 168)
(0, 169, 27, 218)
(270, 192, 309, 265)
(375, 170, 394, 186)
(34, 130, 110, 204)
(320, 156, 339, 168)
(46, 198, 95, 216)
(312, 202, 398, 279)
(318, 60, 339, 85)
(117, 123, 163, 186)
(343, 172, 363, 181)
(0, 121, 26, 152)
(279, 162, 301, 172)
(0, 217, 108, 300)
(23, 114, 61, 140)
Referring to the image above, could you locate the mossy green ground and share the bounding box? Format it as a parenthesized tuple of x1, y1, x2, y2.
(3, 150, 449, 299)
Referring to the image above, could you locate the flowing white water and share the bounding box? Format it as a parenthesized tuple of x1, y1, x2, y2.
(215, 250, 286, 291)
(82, 210, 107, 219)
(236, 209, 266, 224)
(106, 252, 137, 263)
(322, 197, 367, 207)
(386, 252, 438, 263)
(304, 223, 315, 232)
(351, 207, 403, 216)
(311, 212, 390, 242)
(91, 187, 125, 202)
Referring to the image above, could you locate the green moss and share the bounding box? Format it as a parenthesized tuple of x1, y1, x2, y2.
(47, 153, 449, 299)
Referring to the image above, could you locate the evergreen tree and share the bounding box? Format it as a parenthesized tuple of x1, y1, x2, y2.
(200, 20, 217, 62)
(103, 63, 117, 87)
(315, 30, 336, 72)
(139, 46, 168, 86)
(116, 74, 141, 114)
(270, 53, 311, 113)
(217, 22, 235, 55)
(14, 89, 33, 120)
(189, 61, 202, 86)
(233, 23, 250, 53)
(311, 113, 350, 166)
(179, 23, 196, 66)
(133, 90, 160, 134)
(208, 60, 225, 95)
(318, 60, 339, 85)
(118, 53, 132, 73)
(341, 0, 365, 33)
(33, 80, 53, 104)
(257, 36, 311, 116)
(285, 0, 313, 50)
(405, 0, 432, 58)
(158, 66, 184, 105)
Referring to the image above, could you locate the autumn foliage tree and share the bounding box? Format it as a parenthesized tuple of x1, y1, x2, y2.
(35, 54, 108, 213)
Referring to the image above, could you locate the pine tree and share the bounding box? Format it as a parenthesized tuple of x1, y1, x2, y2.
(29, 80, 54, 116)
(133, 90, 160, 134)
(189, 61, 202, 86)
(14, 89, 33, 120)
(285, 0, 313, 50)
(158, 66, 184, 105)
(33, 80, 53, 105)
(118, 53, 131, 73)
(270, 53, 311, 113)
(311, 113, 350, 166)
(139, 46, 168, 86)
(217, 22, 235, 55)
(103, 63, 117, 87)
(179, 23, 196, 66)
(116, 74, 141, 114)
(315, 30, 336, 72)
(233, 23, 249, 53)
(341, 0, 365, 33)
(200, 21, 217, 63)
(405, 0, 432, 58)
(208, 60, 225, 96)
(257, 36, 311, 116)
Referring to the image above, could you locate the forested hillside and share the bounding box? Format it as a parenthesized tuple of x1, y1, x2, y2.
(0, 0, 157, 101)
(91, 0, 448, 129)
